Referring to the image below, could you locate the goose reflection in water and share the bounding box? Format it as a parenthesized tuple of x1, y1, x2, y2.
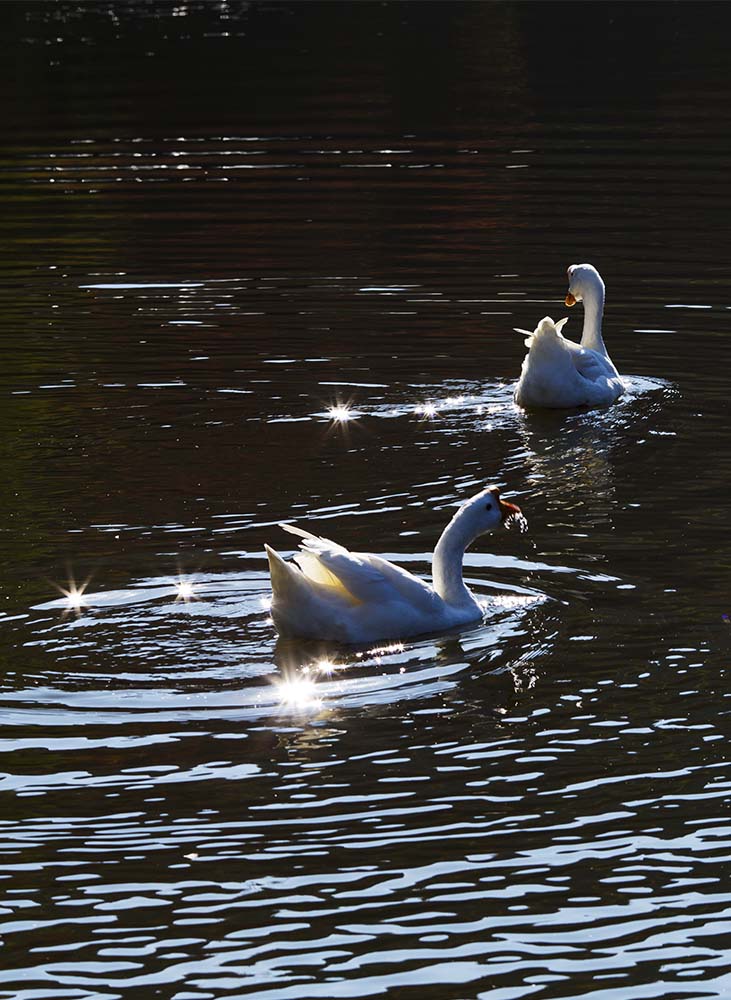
(515, 346, 671, 515)
(516, 408, 620, 515)
(270, 586, 548, 721)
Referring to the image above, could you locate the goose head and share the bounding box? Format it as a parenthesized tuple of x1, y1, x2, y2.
(565, 262, 604, 307)
(456, 485, 523, 538)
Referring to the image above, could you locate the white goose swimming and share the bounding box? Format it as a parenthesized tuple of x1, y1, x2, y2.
(266, 485, 523, 644)
(514, 263, 625, 409)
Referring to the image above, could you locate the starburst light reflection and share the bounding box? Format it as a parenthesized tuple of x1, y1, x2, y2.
(415, 403, 439, 419)
(314, 658, 342, 676)
(175, 579, 195, 601)
(276, 674, 322, 711)
(63, 585, 87, 611)
(327, 404, 354, 422)
(53, 572, 92, 614)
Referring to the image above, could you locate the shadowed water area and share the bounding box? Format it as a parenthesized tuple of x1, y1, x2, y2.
(2, 2, 731, 997)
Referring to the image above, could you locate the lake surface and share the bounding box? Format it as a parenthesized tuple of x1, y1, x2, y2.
(2, 3, 731, 998)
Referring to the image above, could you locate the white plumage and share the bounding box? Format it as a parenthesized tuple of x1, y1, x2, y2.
(266, 486, 523, 644)
(514, 263, 624, 409)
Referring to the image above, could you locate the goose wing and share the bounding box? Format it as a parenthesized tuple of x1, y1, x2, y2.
(357, 552, 439, 612)
(280, 523, 437, 611)
(570, 345, 615, 383)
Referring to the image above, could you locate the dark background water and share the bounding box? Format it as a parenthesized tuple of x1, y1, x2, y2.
(2, 3, 731, 998)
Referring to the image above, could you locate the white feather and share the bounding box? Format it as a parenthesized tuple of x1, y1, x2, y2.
(514, 265, 624, 409)
(266, 486, 521, 644)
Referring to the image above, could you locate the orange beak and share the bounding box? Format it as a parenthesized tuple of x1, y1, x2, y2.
(499, 499, 521, 522)
(565, 292, 577, 307)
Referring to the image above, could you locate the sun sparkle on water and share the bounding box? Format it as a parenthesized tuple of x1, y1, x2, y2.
(276, 674, 322, 711)
(175, 579, 195, 601)
(314, 658, 347, 676)
(415, 403, 439, 419)
(366, 642, 405, 656)
(415, 394, 498, 420)
(63, 586, 86, 610)
(327, 404, 354, 422)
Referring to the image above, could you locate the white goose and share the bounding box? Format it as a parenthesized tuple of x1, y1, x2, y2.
(514, 263, 625, 409)
(266, 485, 523, 644)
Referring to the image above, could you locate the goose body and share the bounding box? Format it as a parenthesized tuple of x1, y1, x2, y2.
(266, 486, 522, 644)
(514, 264, 624, 409)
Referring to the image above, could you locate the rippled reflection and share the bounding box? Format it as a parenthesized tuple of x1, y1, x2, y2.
(3, 2, 731, 998)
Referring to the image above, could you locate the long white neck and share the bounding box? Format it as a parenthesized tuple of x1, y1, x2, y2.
(579, 276, 607, 356)
(432, 510, 479, 608)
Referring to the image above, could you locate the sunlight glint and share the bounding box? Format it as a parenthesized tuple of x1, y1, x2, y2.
(63, 586, 86, 610)
(328, 404, 353, 422)
(176, 579, 195, 601)
(276, 675, 322, 711)
(315, 658, 339, 676)
(416, 403, 439, 419)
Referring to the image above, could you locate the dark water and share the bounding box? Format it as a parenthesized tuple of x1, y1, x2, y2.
(3, 3, 731, 997)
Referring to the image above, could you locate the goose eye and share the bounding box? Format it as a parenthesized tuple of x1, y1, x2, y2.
(485, 502, 493, 511)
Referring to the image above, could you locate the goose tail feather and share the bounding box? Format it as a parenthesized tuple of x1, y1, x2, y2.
(265, 544, 305, 603)
(279, 522, 316, 541)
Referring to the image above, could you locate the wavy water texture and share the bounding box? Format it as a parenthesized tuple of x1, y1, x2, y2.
(3, 3, 731, 999)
